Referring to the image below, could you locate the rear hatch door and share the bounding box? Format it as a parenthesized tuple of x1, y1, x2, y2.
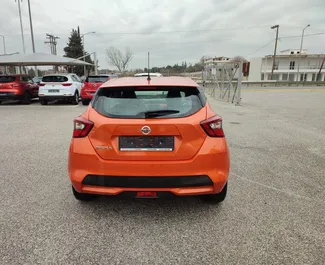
(84, 75, 110, 93)
(41, 75, 72, 95)
(0, 76, 19, 93)
(87, 85, 207, 161)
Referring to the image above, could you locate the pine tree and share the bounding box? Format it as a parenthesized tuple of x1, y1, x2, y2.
(63, 27, 94, 76)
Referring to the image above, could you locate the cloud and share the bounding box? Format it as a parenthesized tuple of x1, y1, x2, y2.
(0, 0, 324, 70)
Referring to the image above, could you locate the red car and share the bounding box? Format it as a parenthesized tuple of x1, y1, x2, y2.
(80, 74, 118, 105)
(0, 74, 39, 104)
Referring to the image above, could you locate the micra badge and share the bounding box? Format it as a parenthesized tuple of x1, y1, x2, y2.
(95, 146, 112, 150)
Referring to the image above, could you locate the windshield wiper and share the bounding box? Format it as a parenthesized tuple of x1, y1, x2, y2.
(140, 109, 180, 118)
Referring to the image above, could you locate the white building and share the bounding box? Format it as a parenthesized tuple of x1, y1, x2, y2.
(249, 49, 325, 82)
(204, 56, 232, 66)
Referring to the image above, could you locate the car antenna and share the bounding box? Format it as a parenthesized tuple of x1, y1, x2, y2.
(147, 52, 151, 85)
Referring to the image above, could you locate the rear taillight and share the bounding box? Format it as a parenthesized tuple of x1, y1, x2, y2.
(73, 117, 94, 138)
(39, 83, 45, 86)
(62, 83, 72, 86)
(200, 115, 224, 137)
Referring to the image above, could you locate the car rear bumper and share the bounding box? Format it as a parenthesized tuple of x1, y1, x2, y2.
(39, 95, 75, 100)
(80, 91, 95, 100)
(0, 92, 24, 101)
(69, 136, 230, 196)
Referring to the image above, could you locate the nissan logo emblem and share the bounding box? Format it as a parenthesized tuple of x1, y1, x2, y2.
(141, 126, 151, 135)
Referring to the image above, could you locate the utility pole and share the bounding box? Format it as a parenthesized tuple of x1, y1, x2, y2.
(317, 56, 325, 81)
(16, 0, 26, 54)
(270, 25, 279, 80)
(296, 24, 310, 82)
(44, 33, 59, 55)
(45, 33, 59, 72)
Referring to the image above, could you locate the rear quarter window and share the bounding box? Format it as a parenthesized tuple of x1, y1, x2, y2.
(92, 86, 204, 119)
(42, 76, 68, 82)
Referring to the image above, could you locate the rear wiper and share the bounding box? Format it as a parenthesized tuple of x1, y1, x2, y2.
(141, 110, 180, 118)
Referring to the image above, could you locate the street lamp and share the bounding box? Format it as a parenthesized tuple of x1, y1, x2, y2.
(0, 35, 6, 55)
(81, 31, 95, 76)
(15, 0, 26, 54)
(296, 24, 310, 82)
(27, 0, 38, 77)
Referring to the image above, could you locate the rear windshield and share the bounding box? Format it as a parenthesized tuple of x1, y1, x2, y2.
(42, 76, 68, 82)
(92, 86, 204, 119)
(86, 76, 109, 83)
(0, 76, 17, 83)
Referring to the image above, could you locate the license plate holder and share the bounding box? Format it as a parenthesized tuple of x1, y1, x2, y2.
(119, 136, 174, 151)
(48, 89, 59, 93)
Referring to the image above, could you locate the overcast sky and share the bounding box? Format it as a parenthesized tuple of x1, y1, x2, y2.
(0, 0, 324, 70)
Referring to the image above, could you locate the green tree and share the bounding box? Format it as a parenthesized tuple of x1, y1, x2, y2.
(28, 68, 35, 76)
(64, 26, 94, 76)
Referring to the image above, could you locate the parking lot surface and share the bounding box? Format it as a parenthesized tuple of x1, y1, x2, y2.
(1, 89, 325, 265)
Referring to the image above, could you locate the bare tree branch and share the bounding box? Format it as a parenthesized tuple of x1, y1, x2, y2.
(106, 47, 133, 72)
(231, 56, 248, 63)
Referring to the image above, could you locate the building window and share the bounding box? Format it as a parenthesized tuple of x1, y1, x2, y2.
(312, 74, 316, 81)
(271, 74, 279, 81)
(282, 74, 288, 81)
(261, 73, 265, 80)
(291, 51, 294, 54)
(289, 61, 295, 70)
(274, 61, 279, 70)
(289, 74, 295, 81)
(300, 73, 307, 81)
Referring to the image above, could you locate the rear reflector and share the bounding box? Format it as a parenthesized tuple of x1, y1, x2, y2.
(200, 115, 224, 137)
(39, 83, 45, 86)
(73, 116, 94, 138)
(136, 191, 158, 198)
(62, 83, 72, 86)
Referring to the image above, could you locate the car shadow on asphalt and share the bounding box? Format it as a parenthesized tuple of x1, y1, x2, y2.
(0, 99, 82, 106)
(0, 99, 39, 106)
(73, 195, 224, 218)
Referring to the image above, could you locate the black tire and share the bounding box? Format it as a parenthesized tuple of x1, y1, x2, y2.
(39, 99, 48, 105)
(72, 186, 96, 201)
(201, 182, 227, 204)
(81, 99, 90, 106)
(21, 92, 32, 105)
(71, 91, 79, 105)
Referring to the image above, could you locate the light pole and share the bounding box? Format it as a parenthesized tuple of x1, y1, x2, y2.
(16, 0, 26, 54)
(27, 0, 38, 77)
(296, 24, 310, 82)
(81, 31, 95, 76)
(0, 35, 6, 55)
(0, 34, 7, 74)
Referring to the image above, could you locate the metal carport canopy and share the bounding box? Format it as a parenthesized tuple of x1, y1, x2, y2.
(0, 53, 92, 66)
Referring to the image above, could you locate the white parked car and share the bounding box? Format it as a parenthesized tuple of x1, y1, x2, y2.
(38, 73, 83, 105)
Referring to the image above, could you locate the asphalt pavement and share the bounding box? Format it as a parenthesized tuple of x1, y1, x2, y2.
(0, 89, 324, 265)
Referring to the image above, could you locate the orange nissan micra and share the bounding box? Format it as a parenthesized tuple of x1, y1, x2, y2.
(68, 76, 230, 203)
